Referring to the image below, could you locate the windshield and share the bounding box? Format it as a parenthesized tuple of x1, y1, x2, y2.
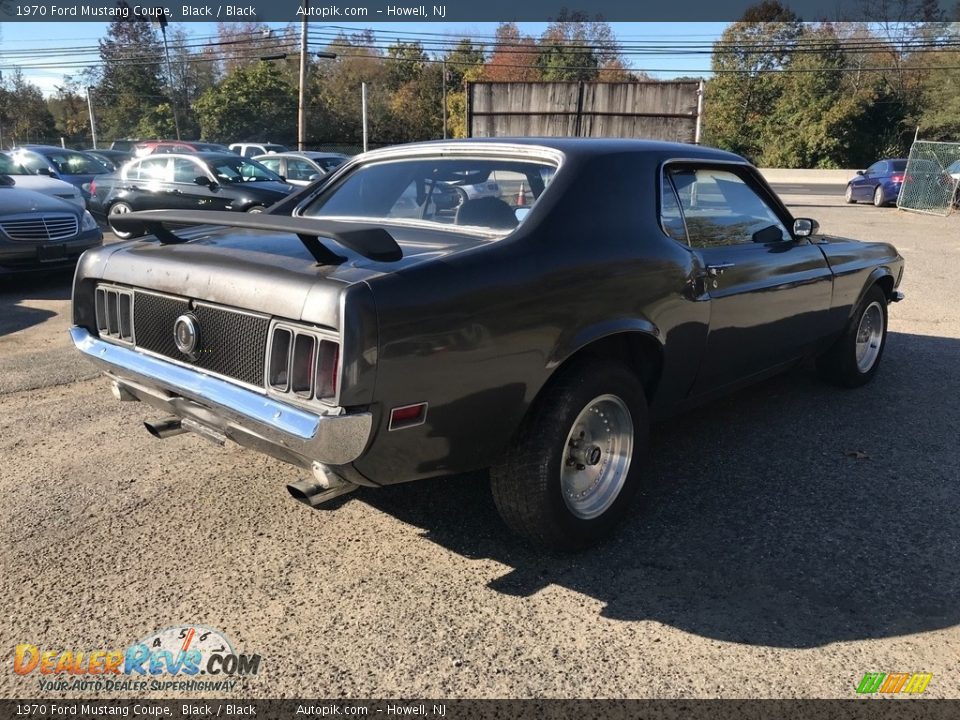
(0, 154, 30, 175)
(204, 157, 283, 183)
(302, 157, 557, 233)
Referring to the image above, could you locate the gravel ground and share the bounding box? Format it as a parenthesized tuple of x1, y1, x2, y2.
(1, 195, 958, 699)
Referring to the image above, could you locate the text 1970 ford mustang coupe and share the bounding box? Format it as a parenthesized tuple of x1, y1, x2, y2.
(71, 139, 904, 549)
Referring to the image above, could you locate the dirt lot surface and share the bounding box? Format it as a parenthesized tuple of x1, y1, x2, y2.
(1, 194, 958, 699)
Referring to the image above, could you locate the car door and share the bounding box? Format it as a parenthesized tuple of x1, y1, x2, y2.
(122, 156, 171, 210)
(171, 157, 220, 210)
(665, 164, 834, 393)
(853, 162, 883, 200)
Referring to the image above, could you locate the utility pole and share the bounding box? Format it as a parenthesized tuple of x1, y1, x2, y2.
(156, 14, 181, 140)
(86, 86, 98, 149)
(694, 78, 704, 145)
(441, 60, 448, 140)
(299, 1, 309, 151)
(361, 82, 368, 153)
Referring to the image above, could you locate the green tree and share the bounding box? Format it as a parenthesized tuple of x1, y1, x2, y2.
(535, 11, 623, 82)
(48, 77, 90, 146)
(93, 16, 171, 140)
(0, 69, 57, 145)
(703, 1, 802, 162)
(193, 61, 297, 144)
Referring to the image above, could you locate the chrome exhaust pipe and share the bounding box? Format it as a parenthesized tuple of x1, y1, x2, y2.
(287, 463, 356, 507)
(144, 417, 185, 439)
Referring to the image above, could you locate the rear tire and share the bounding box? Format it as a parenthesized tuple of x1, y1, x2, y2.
(873, 185, 886, 207)
(246, 205, 265, 213)
(817, 285, 889, 387)
(490, 359, 648, 550)
(845, 185, 856, 204)
(107, 202, 139, 240)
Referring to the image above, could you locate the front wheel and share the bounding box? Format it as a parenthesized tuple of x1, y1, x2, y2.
(845, 185, 856, 204)
(490, 359, 649, 550)
(246, 205, 265, 213)
(817, 285, 889, 387)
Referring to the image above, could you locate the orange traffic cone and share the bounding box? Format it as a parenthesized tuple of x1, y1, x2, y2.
(516, 182, 527, 206)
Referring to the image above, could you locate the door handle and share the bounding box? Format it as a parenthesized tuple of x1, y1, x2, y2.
(706, 262, 735, 277)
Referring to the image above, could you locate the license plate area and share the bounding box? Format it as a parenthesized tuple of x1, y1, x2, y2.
(38, 245, 67, 262)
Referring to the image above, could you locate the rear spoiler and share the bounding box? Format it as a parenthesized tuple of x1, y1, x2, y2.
(108, 210, 403, 265)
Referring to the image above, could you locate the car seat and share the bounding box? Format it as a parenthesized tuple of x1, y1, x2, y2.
(455, 197, 518, 230)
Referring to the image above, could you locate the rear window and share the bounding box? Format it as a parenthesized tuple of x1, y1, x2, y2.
(301, 157, 557, 234)
(890, 160, 907, 172)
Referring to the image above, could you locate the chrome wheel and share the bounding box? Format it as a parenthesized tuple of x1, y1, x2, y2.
(108, 202, 133, 238)
(855, 301, 884, 372)
(873, 186, 884, 207)
(560, 394, 634, 520)
(845, 185, 854, 203)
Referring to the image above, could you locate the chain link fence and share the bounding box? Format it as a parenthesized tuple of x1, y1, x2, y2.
(897, 140, 960, 216)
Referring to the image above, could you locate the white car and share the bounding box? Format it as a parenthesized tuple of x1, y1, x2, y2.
(229, 142, 289, 158)
(0, 152, 85, 209)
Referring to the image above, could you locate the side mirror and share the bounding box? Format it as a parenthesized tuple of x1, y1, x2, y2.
(856, 170, 864, 176)
(194, 176, 212, 187)
(793, 218, 819, 237)
(278, 175, 287, 182)
(36, 168, 51, 176)
(308, 173, 321, 182)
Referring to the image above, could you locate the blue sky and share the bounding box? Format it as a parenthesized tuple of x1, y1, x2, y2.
(0, 21, 729, 95)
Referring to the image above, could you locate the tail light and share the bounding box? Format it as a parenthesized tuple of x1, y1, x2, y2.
(891, 174, 904, 183)
(267, 323, 340, 405)
(94, 284, 134, 343)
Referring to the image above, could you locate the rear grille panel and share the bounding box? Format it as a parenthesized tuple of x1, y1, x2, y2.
(0, 215, 79, 242)
(131, 291, 270, 387)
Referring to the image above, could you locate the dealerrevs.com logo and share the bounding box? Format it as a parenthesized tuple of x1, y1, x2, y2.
(13, 625, 261, 693)
(856, 672, 933, 695)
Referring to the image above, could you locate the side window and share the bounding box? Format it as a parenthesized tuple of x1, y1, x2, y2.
(259, 157, 281, 174)
(669, 168, 789, 248)
(865, 162, 882, 176)
(173, 158, 204, 183)
(287, 159, 316, 181)
(660, 176, 688, 244)
(20, 153, 48, 172)
(138, 157, 171, 182)
(243, 147, 257, 158)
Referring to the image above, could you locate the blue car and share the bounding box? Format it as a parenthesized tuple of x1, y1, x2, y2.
(10, 145, 112, 202)
(845, 158, 907, 207)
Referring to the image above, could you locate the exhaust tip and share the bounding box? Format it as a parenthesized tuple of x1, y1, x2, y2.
(144, 418, 184, 439)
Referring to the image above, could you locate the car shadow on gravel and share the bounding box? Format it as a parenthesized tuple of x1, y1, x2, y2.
(360, 331, 960, 648)
(0, 270, 73, 335)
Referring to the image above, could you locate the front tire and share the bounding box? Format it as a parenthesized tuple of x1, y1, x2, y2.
(107, 201, 139, 240)
(817, 285, 889, 387)
(490, 359, 649, 550)
(845, 185, 856, 204)
(246, 205, 265, 213)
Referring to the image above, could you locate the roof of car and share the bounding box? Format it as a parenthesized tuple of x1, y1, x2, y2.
(131, 152, 255, 162)
(360, 138, 746, 163)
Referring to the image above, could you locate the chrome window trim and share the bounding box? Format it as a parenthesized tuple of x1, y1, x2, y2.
(658, 158, 796, 249)
(291, 144, 566, 221)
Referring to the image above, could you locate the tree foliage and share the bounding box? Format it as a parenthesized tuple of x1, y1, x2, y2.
(194, 61, 297, 144)
(92, 16, 172, 140)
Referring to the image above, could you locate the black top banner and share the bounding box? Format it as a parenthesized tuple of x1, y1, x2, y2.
(0, 0, 957, 22)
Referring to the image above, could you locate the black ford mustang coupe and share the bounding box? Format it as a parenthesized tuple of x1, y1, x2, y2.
(71, 139, 904, 549)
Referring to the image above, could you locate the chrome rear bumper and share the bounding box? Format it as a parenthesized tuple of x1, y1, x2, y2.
(70, 326, 372, 467)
